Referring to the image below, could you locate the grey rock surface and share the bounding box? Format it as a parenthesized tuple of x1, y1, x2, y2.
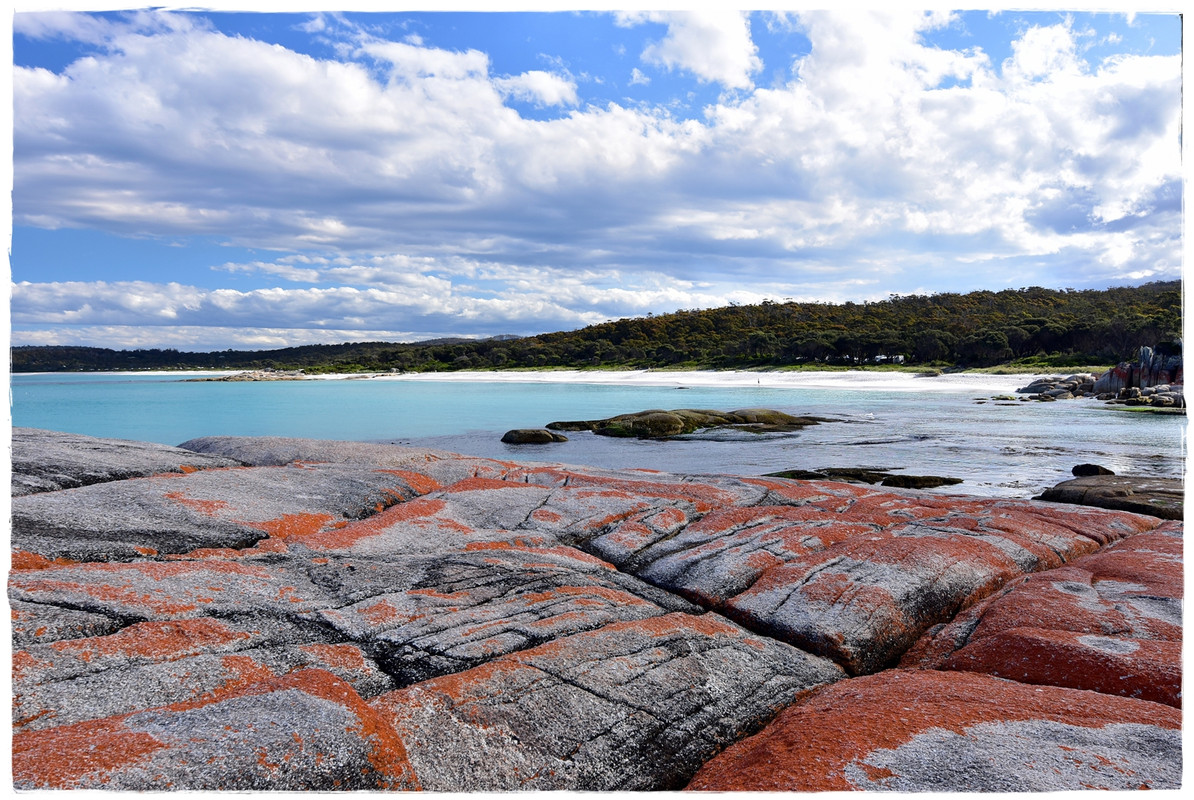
(10, 429, 1182, 792)
(11, 427, 243, 496)
(1037, 474, 1183, 519)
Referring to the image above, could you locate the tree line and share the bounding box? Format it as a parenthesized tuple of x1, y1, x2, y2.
(10, 281, 1181, 373)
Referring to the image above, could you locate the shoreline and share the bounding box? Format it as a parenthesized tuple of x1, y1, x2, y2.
(15, 367, 1053, 395)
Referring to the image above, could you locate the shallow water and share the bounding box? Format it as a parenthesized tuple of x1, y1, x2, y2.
(10, 370, 1186, 498)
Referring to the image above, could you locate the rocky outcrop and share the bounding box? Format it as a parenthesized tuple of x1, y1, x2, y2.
(10, 427, 243, 497)
(546, 408, 831, 438)
(185, 369, 307, 381)
(9, 430, 1182, 791)
(1016, 372, 1098, 400)
(1037, 474, 1183, 520)
(766, 467, 963, 489)
(1016, 345, 1185, 408)
(1092, 343, 1183, 394)
(686, 669, 1181, 791)
(900, 522, 1182, 707)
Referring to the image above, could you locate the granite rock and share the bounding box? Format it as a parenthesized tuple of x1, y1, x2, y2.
(1037, 474, 1184, 519)
(8, 429, 1182, 791)
(11, 427, 243, 497)
(686, 669, 1181, 791)
(900, 521, 1183, 706)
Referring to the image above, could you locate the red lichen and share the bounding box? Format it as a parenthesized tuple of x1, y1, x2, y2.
(49, 618, 250, 663)
(686, 669, 1181, 791)
(163, 491, 230, 516)
(11, 550, 81, 571)
(245, 512, 335, 541)
(12, 717, 169, 788)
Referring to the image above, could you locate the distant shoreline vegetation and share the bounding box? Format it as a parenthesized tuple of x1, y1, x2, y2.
(11, 282, 1180, 375)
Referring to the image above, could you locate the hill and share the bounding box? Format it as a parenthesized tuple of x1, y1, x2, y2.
(10, 281, 1181, 373)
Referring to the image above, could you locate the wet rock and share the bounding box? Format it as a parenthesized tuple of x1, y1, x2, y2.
(765, 467, 963, 489)
(11, 427, 242, 497)
(501, 428, 568, 444)
(546, 408, 830, 439)
(1037, 475, 1183, 520)
(1072, 463, 1114, 476)
(686, 669, 1181, 791)
(900, 522, 1183, 707)
(370, 613, 844, 791)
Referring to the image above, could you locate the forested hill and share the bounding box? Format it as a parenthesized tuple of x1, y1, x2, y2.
(11, 281, 1182, 373)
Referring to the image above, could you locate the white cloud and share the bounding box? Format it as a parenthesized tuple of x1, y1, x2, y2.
(619, 10, 761, 90)
(494, 70, 578, 106)
(10, 9, 1183, 348)
(629, 67, 649, 86)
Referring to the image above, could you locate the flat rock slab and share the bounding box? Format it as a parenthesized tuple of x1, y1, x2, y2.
(13, 669, 419, 791)
(1037, 474, 1183, 519)
(11, 427, 243, 496)
(179, 434, 513, 487)
(686, 669, 1182, 791)
(901, 521, 1183, 706)
(9, 430, 1182, 791)
(12, 462, 430, 562)
(305, 547, 699, 686)
(370, 612, 844, 791)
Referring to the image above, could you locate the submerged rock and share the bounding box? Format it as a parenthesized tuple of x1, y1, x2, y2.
(765, 467, 963, 489)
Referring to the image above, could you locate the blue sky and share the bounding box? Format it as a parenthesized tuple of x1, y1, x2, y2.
(6, 3, 1185, 351)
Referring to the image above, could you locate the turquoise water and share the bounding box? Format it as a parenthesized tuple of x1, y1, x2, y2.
(10, 372, 1186, 498)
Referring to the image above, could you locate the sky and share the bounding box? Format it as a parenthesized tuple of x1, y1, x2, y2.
(5, 3, 1186, 352)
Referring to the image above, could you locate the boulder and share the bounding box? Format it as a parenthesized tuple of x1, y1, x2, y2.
(901, 522, 1183, 706)
(370, 613, 843, 791)
(1037, 475, 1183, 520)
(686, 669, 1181, 791)
(500, 428, 568, 444)
(1072, 463, 1114, 476)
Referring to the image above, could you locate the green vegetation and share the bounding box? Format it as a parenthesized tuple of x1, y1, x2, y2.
(10, 281, 1181, 374)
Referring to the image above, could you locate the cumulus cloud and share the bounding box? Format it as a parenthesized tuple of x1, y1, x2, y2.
(10, 9, 1182, 348)
(494, 70, 578, 106)
(618, 10, 761, 89)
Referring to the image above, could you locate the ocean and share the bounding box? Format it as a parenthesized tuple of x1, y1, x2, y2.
(9, 370, 1186, 499)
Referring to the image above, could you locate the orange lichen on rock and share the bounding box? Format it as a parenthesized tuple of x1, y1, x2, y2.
(246, 512, 336, 541)
(164, 491, 231, 516)
(11, 550, 81, 571)
(686, 669, 1181, 792)
(12, 715, 169, 789)
(376, 469, 443, 496)
(49, 618, 250, 663)
(940, 626, 1182, 707)
(299, 498, 450, 550)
